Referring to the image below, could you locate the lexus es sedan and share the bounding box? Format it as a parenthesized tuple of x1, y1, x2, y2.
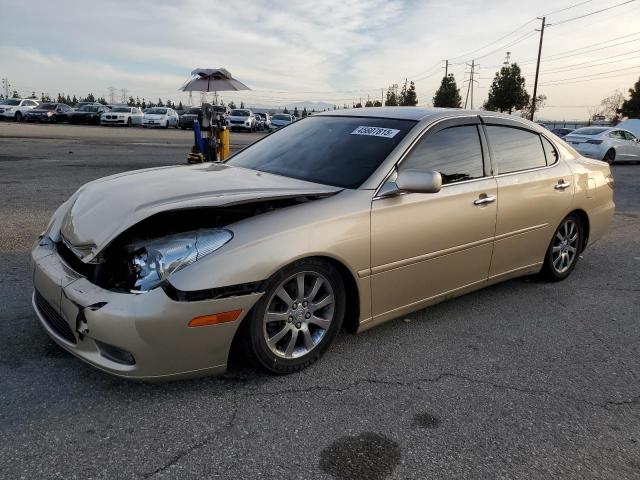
(32, 108, 614, 380)
(564, 126, 640, 163)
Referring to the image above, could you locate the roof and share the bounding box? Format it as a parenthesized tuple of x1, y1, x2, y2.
(617, 119, 640, 137)
(316, 106, 520, 123)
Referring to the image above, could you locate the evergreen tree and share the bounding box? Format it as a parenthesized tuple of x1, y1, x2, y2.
(240, 101, 245, 109)
(619, 76, 640, 119)
(228, 101, 236, 109)
(56, 93, 64, 103)
(483, 63, 529, 114)
(365, 100, 373, 107)
(12, 90, 20, 98)
(141, 99, 147, 110)
(128, 96, 136, 106)
(433, 75, 462, 108)
(293, 106, 299, 117)
(97, 97, 107, 105)
(282, 106, 289, 114)
(178, 101, 184, 110)
(385, 86, 398, 106)
(72, 95, 78, 105)
(84, 93, 96, 102)
(373, 100, 382, 107)
(157, 98, 164, 107)
(399, 80, 418, 106)
(30, 91, 38, 99)
(333, 104, 337, 110)
(302, 107, 308, 117)
(65, 95, 72, 105)
(136, 96, 141, 107)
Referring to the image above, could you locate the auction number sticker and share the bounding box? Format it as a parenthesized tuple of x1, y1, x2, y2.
(351, 126, 400, 138)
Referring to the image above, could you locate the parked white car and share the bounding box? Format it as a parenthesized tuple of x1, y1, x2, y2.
(101, 106, 143, 127)
(270, 113, 295, 130)
(564, 127, 640, 164)
(226, 109, 256, 132)
(142, 107, 179, 128)
(0, 98, 39, 121)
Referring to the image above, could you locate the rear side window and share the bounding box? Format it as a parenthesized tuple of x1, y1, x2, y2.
(486, 126, 546, 174)
(541, 136, 559, 165)
(400, 125, 484, 185)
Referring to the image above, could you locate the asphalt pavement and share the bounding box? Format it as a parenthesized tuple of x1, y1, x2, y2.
(0, 122, 639, 479)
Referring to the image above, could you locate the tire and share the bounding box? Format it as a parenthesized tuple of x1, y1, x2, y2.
(181, 126, 186, 130)
(604, 149, 616, 164)
(127, 118, 132, 127)
(50, 115, 57, 124)
(242, 258, 346, 374)
(164, 121, 169, 129)
(540, 213, 583, 282)
(15, 111, 23, 122)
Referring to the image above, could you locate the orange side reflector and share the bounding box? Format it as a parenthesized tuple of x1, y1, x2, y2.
(188, 310, 242, 327)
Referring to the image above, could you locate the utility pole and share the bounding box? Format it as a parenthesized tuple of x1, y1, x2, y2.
(188, 91, 193, 107)
(381, 88, 384, 106)
(464, 60, 477, 109)
(444, 59, 449, 78)
(120, 88, 128, 104)
(1, 77, 10, 98)
(107, 86, 117, 104)
(530, 17, 546, 121)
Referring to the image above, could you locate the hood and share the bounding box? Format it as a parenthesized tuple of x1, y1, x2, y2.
(144, 114, 166, 119)
(28, 109, 53, 114)
(228, 115, 250, 120)
(59, 163, 341, 262)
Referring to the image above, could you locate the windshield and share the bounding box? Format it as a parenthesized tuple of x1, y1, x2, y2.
(186, 108, 200, 114)
(230, 109, 250, 117)
(571, 127, 608, 136)
(213, 106, 226, 112)
(228, 116, 416, 188)
(79, 105, 99, 112)
(146, 108, 167, 114)
(112, 107, 131, 113)
(272, 114, 291, 121)
(38, 103, 57, 110)
(2, 99, 21, 106)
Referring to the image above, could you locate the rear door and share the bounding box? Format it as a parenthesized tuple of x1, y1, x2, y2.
(619, 130, 640, 159)
(482, 119, 573, 278)
(370, 117, 497, 319)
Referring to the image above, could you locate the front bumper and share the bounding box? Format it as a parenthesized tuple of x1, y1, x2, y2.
(31, 241, 262, 380)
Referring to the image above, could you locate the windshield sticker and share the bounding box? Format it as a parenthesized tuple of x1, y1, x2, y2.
(351, 126, 400, 138)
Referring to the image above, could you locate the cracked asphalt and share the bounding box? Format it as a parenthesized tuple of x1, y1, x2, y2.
(1, 123, 639, 479)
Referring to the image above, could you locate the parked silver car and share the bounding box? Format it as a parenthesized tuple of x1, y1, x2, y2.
(564, 127, 640, 164)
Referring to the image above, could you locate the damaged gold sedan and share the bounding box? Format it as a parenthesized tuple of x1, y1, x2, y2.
(32, 108, 615, 380)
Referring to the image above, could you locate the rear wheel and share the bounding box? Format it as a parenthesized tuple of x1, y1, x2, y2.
(15, 111, 23, 122)
(126, 117, 132, 127)
(243, 259, 345, 374)
(541, 213, 583, 281)
(604, 149, 616, 164)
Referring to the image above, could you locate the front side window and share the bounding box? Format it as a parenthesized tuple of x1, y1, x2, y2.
(622, 131, 636, 141)
(399, 125, 485, 185)
(227, 116, 415, 188)
(485, 126, 547, 174)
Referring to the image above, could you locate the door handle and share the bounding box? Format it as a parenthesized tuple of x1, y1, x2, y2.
(473, 195, 495, 206)
(554, 180, 571, 190)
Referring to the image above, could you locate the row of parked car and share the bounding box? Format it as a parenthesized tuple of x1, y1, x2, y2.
(0, 98, 297, 132)
(547, 122, 640, 164)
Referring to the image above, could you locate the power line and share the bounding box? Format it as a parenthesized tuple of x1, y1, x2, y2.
(548, 0, 637, 26)
(539, 63, 640, 85)
(525, 50, 640, 75)
(541, 0, 595, 16)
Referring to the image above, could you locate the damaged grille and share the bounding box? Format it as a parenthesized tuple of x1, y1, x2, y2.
(56, 241, 97, 279)
(34, 291, 77, 344)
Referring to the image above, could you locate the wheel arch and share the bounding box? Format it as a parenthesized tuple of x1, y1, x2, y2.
(568, 208, 590, 252)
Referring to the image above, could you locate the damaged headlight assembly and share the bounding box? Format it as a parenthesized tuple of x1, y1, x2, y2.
(127, 229, 233, 292)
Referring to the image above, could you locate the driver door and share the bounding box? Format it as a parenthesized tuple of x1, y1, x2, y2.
(370, 117, 497, 321)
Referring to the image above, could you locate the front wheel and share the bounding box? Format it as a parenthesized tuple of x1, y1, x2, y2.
(243, 259, 345, 374)
(604, 149, 616, 164)
(540, 214, 583, 281)
(126, 118, 132, 127)
(15, 111, 23, 122)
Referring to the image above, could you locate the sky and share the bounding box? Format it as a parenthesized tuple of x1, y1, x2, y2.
(1, 0, 639, 120)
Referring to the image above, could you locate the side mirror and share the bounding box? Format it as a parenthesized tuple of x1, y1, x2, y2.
(396, 169, 442, 194)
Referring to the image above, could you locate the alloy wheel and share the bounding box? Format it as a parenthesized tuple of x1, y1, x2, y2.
(551, 218, 579, 274)
(263, 271, 335, 359)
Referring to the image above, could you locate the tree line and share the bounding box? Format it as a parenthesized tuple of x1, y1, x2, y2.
(431, 63, 640, 121)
